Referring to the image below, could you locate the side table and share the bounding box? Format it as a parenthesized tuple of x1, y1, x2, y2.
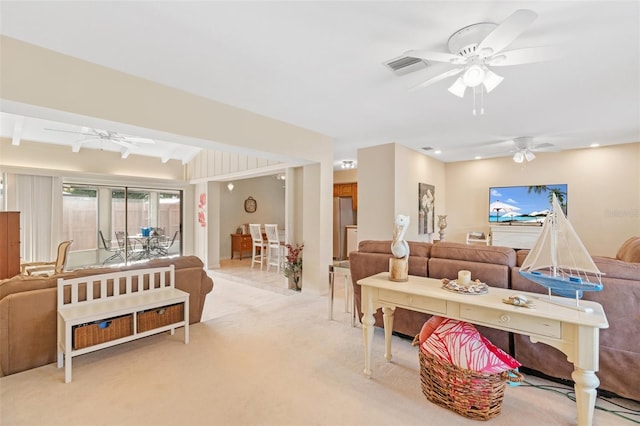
(230, 233, 252, 260)
(328, 261, 357, 326)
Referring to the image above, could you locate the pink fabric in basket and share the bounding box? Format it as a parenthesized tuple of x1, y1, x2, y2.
(421, 318, 521, 373)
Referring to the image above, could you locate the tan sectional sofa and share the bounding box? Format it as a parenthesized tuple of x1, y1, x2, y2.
(349, 238, 640, 401)
(511, 237, 640, 401)
(0, 256, 214, 377)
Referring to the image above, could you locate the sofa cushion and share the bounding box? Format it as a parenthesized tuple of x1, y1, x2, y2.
(357, 240, 432, 258)
(615, 236, 640, 263)
(431, 242, 516, 267)
(593, 256, 640, 280)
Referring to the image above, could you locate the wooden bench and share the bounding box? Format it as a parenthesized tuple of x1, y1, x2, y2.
(56, 265, 189, 383)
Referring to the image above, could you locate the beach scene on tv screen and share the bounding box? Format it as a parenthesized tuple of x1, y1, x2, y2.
(489, 184, 567, 223)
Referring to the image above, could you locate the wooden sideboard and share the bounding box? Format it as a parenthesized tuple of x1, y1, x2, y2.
(0, 211, 20, 279)
(230, 233, 253, 260)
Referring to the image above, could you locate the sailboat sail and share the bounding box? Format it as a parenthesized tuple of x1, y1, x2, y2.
(519, 194, 603, 299)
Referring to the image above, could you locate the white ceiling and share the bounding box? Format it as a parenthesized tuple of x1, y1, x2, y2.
(1, 1, 639, 166)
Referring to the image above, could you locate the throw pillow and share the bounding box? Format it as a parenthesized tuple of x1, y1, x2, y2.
(421, 318, 521, 374)
(418, 315, 445, 345)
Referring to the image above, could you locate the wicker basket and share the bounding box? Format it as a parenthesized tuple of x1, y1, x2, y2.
(137, 303, 184, 333)
(73, 314, 133, 350)
(418, 348, 521, 421)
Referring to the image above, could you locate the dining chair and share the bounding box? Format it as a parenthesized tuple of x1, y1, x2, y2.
(264, 224, 283, 273)
(99, 231, 125, 264)
(151, 230, 179, 257)
(249, 224, 266, 269)
(20, 240, 73, 276)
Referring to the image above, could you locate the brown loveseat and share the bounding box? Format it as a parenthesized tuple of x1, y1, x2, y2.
(0, 255, 214, 377)
(349, 238, 640, 402)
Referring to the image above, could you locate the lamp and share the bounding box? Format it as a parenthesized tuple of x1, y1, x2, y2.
(227, 182, 234, 191)
(513, 149, 536, 163)
(482, 69, 504, 93)
(512, 151, 524, 163)
(447, 77, 467, 98)
(462, 64, 486, 87)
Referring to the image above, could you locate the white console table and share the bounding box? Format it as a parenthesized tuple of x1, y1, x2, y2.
(358, 272, 608, 426)
(490, 225, 542, 249)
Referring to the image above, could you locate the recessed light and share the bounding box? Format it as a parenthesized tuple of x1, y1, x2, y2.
(474, 156, 482, 160)
(434, 150, 442, 155)
(590, 143, 600, 148)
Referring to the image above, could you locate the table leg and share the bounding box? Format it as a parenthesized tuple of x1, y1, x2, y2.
(362, 287, 374, 377)
(328, 266, 334, 320)
(572, 368, 599, 426)
(382, 306, 395, 362)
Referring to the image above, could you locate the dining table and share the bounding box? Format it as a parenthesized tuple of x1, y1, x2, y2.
(127, 234, 161, 259)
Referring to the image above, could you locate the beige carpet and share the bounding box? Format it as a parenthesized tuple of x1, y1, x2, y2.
(0, 272, 635, 426)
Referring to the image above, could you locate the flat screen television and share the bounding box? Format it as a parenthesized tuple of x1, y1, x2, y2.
(489, 184, 568, 224)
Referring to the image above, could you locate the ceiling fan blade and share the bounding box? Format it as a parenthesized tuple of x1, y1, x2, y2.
(110, 139, 136, 149)
(44, 128, 95, 136)
(477, 9, 538, 56)
(531, 142, 556, 151)
(488, 46, 563, 66)
(123, 136, 155, 144)
(410, 68, 464, 91)
(404, 49, 464, 64)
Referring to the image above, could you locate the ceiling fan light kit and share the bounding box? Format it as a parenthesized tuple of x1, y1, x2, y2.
(512, 137, 538, 163)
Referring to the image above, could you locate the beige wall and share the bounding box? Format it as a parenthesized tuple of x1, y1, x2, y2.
(357, 143, 447, 244)
(218, 175, 286, 261)
(357, 142, 639, 258)
(333, 169, 357, 183)
(445, 143, 640, 257)
(0, 138, 185, 181)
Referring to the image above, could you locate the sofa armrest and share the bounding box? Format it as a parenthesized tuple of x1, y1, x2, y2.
(0, 288, 58, 376)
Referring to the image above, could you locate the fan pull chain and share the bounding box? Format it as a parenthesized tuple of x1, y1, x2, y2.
(472, 86, 486, 116)
(472, 87, 477, 116)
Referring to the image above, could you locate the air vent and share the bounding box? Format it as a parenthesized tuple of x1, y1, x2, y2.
(384, 56, 428, 76)
(421, 146, 434, 151)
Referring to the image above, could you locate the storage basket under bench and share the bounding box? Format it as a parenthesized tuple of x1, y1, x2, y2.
(57, 264, 189, 383)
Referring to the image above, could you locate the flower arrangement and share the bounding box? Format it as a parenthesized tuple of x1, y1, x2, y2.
(284, 243, 304, 290)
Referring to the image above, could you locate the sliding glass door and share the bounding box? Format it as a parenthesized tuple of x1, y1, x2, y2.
(63, 183, 182, 267)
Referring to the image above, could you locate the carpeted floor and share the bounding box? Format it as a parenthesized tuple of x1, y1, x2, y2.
(0, 271, 636, 425)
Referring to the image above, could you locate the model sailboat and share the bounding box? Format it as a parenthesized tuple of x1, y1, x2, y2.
(519, 194, 603, 309)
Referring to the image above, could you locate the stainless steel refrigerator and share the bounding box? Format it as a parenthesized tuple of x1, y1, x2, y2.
(333, 197, 355, 260)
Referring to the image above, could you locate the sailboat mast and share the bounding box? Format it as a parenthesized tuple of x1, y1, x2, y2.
(550, 195, 558, 277)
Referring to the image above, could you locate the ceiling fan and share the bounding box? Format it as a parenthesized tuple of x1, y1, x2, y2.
(509, 136, 555, 163)
(45, 127, 154, 157)
(405, 9, 561, 108)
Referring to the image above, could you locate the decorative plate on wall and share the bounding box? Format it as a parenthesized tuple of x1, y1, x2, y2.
(244, 196, 257, 213)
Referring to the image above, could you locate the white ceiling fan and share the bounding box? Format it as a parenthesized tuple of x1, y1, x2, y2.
(405, 9, 561, 110)
(508, 136, 555, 163)
(45, 127, 155, 157)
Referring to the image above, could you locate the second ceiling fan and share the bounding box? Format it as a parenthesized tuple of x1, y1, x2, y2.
(45, 127, 155, 157)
